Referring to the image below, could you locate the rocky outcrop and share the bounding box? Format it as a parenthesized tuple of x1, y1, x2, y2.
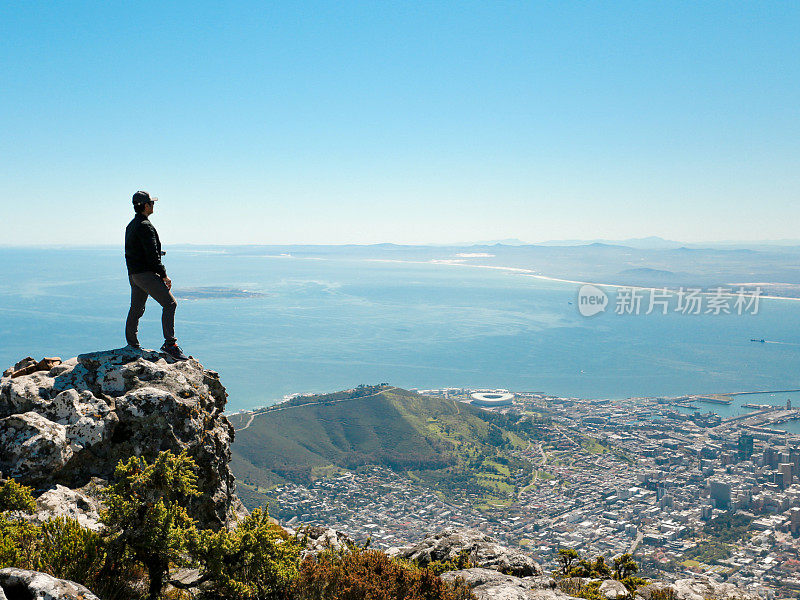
(388, 528, 542, 577)
(440, 568, 564, 600)
(29, 479, 106, 531)
(598, 579, 628, 599)
(638, 577, 755, 600)
(0, 347, 246, 529)
(0, 568, 100, 600)
(291, 525, 355, 557)
(672, 576, 754, 600)
(442, 570, 758, 600)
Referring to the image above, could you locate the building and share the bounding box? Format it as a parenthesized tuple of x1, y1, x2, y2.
(791, 507, 800, 535)
(709, 479, 732, 509)
(470, 391, 514, 407)
(779, 463, 794, 488)
(738, 433, 755, 461)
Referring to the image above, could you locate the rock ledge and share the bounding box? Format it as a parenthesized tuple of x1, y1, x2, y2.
(0, 347, 245, 528)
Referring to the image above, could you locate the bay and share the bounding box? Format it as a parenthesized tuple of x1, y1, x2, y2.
(1, 247, 799, 413)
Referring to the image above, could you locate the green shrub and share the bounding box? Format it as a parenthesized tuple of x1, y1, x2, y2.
(37, 517, 107, 584)
(0, 478, 36, 513)
(620, 576, 648, 593)
(290, 547, 475, 600)
(559, 578, 637, 600)
(612, 553, 638, 580)
(38, 516, 145, 600)
(0, 514, 41, 569)
(425, 550, 474, 576)
(643, 586, 677, 600)
(554, 549, 645, 596)
(102, 450, 200, 600)
(568, 556, 612, 578)
(1, 512, 147, 600)
(193, 508, 300, 600)
(557, 578, 604, 600)
(558, 548, 579, 576)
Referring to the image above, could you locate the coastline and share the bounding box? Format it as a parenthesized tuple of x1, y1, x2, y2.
(365, 257, 800, 302)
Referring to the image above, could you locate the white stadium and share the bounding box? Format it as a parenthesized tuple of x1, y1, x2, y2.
(470, 390, 515, 407)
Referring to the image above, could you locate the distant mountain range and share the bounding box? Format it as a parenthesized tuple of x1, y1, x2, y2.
(535, 236, 683, 249)
(436, 236, 800, 250)
(534, 236, 800, 250)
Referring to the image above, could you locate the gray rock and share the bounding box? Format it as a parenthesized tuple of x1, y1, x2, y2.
(671, 576, 754, 600)
(388, 527, 542, 577)
(0, 347, 245, 529)
(441, 568, 569, 600)
(302, 526, 354, 551)
(637, 577, 755, 600)
(0, 412, 72, 481)
(284, 525, 356, 558)
(598, 579, 629, 599)
(635, 582, 670, 600)
(0, 567, 100, 600)
(31, 479, 106, 531)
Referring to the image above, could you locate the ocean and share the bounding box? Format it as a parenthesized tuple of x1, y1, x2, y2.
(2, 246, 799, 415)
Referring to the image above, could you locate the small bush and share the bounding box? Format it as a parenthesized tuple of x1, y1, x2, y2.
(557, 578, 603, 600)
(37, 517, 106, 580)
(425, 550, 474, 576)
(0, 515, 41, 569)
(290, 547, 475, 600)
(644, 586, 677, 600)
(0, 478, 36, 513)
(621, 576, 648, 593)
(0, 514, 146, 600)
(193, 508, 300, 600)
(102, 450, 200, 600)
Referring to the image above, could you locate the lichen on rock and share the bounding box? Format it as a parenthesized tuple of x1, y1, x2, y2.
(440, 568, 562, 600)
(0, 567, 101, 600)
(0, 346, 246, 529)
(388, 527, 542, 577)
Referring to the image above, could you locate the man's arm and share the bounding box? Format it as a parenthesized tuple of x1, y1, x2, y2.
(136, 222, 167, 278)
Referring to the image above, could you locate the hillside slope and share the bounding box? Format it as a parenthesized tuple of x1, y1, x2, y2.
(231, 386, 540, 510)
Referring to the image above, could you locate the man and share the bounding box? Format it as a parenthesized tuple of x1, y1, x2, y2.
(124, 190, 188, 360)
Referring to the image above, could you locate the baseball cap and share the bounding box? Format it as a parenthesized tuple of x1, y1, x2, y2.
(132, 191, 159, 205)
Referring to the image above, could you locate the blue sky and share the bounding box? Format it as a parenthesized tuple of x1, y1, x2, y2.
(2, 2, 799, 245)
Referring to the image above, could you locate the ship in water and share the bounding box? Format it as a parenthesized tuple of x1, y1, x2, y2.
(751, 338, 766, 343)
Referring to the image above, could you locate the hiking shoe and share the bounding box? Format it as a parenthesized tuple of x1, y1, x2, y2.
(160, 342, 188, 360)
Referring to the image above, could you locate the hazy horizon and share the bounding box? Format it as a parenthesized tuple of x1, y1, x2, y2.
(4, 235, 800, 249)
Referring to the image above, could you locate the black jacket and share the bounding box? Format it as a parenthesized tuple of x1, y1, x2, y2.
(125, 213, 167, 277)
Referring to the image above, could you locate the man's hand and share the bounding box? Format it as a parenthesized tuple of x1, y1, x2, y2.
(163, 276, 172, 290)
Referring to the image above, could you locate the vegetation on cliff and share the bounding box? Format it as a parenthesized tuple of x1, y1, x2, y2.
(0, 451, 474, 600)
(555, 548, 646, 599)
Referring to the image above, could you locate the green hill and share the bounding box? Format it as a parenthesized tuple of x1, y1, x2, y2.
(230, 386, 546, 512)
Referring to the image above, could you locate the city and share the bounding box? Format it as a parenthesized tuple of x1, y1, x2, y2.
(268, 388, 800, 600)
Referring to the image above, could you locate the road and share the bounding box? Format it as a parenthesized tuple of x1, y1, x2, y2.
(233, 412, 256, 432)
(518, 442, 549, 498)
(233, 386, 398, 432)
(628, 530, 644, 554)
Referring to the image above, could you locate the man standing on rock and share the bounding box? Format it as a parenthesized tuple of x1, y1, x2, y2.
(124, 191, 188, 360)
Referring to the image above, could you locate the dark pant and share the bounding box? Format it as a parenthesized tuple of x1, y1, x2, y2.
(125, 272, 177, 346)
